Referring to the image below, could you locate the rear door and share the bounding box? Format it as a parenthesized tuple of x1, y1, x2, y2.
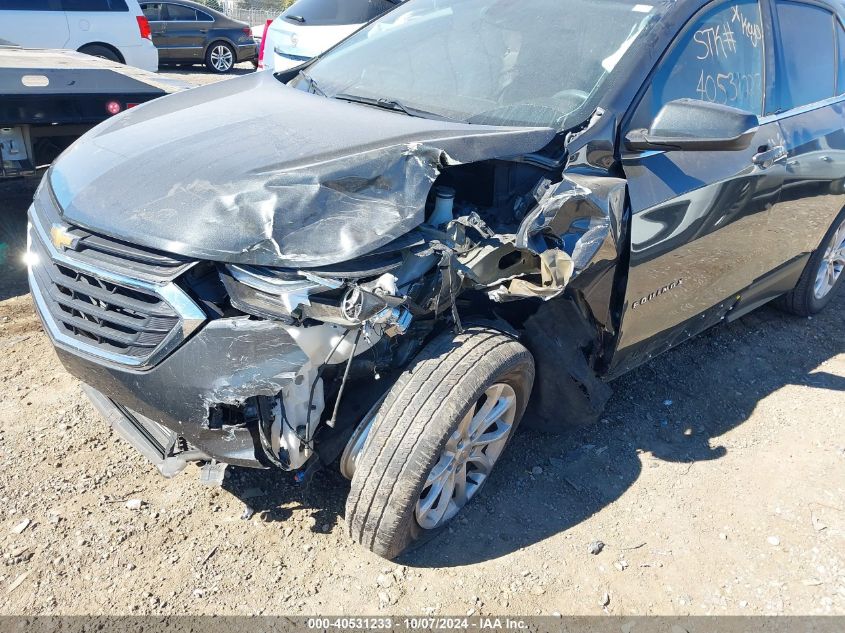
(0, 0, 70, 48)
(614, 0, 786, 372)
(767, 0, 845, 266)
(158, 2, 206, 62)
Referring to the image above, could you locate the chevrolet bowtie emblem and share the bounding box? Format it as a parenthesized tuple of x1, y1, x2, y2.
(50, 224, 80, 251)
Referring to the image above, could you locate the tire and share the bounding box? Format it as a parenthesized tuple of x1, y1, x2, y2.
(345, 327, 535, 560)
(205, 42, 235, 73)
(779, 206, 845, 316)
(78, 44, 121, 64)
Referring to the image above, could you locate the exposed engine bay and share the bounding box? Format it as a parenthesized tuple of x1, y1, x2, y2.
(163, 131, 622, 476)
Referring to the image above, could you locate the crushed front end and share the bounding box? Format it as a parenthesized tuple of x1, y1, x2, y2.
(28, 177, 433, 476)
(26, 71, 626, 481)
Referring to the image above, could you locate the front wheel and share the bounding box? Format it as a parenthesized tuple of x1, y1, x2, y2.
(205, 42, 235, 73)
(345, 327, 534, 560)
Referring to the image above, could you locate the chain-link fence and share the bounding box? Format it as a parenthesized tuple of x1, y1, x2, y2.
(225, 7, 282, 25)
(194, 1, 295, 26)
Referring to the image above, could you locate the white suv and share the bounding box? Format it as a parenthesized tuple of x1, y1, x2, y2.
(262, 0, 400, 72)
(0, 0, 158, 72)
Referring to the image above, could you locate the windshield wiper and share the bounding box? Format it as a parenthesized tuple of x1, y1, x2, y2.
(298, 70, 325, 96)
(333, 93, 453, 120)
(285, 14, 305, 23)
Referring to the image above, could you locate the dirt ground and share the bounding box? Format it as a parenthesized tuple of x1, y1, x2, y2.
(0, 66, 844, 617)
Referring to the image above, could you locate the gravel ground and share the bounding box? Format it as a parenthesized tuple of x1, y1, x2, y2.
(157, 62, 257, 87)
(0, 67, 843, 617)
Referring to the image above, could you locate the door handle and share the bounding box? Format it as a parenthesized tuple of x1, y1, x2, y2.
(752, 145, 787, 169)
(199, 29, 208, 33)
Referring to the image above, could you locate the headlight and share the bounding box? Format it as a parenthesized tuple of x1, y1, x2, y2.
(219, 264, 411, 335)
(219, 264, 340, 321)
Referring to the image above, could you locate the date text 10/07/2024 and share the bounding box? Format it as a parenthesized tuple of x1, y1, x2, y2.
(306, 617, 531, 630)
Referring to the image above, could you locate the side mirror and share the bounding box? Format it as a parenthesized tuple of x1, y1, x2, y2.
(625, 99, 759, 152)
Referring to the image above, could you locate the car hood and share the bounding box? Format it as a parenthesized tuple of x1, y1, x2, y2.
(50, 71, 555, 268)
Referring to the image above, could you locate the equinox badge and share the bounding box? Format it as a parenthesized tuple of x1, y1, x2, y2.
(631, 278, 684, 310)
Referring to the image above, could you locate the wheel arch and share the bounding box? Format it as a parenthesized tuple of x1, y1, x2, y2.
(443, 286, 612, 432)
(517, 295, 613, 431)
(77, 42, 125, 64)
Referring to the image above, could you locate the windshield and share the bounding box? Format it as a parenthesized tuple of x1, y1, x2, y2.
(296, 0, 657, 129)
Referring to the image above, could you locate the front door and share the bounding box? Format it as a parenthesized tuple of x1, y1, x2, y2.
(612, 0, 786, 374)
(159, 2, 206, 62)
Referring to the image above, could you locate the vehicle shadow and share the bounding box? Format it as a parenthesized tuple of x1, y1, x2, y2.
(221, 461, 350, 534)
(404, 293, 845, 566)
(223, 290, 845, 566)
(160, 65, 256, 78)
(0, 177, 38, 301)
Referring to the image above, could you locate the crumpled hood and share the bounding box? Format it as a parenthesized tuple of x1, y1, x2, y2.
(51, 71, 555, 268)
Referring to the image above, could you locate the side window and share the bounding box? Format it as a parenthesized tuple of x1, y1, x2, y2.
(838, 21, 845, 94)
(196, 9, 213, 22)
(141, 3, 161, 20)
(162, 3, 196, 20)
(648, 0, 765, 117)
(0, 0, 56, 8)
(62, 0, 128, 10)
(772, 1, 835, 111)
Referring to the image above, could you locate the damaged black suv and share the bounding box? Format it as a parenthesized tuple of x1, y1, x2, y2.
(27, 0, 845, 559)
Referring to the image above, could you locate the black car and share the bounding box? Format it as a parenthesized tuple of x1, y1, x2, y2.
(26, 0, 845, 560)
(140, 0, 256, 72)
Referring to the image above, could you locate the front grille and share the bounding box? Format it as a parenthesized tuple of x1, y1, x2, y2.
(27, 181, 206, 369)
(30, 233, 180, 359)
(57, 225, 195, 282)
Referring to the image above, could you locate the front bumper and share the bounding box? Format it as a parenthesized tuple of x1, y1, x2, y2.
(82, 384, 206, 476)
(53, 317, 307, 468)
(26, 182, 309, 468)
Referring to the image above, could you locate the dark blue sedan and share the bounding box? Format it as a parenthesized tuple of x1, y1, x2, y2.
(140, 0, 256, 72)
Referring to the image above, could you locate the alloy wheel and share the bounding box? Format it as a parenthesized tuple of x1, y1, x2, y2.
(814, 216, 845, 299)
(415, 383, 517, 530)
(210, 45, 233, 72)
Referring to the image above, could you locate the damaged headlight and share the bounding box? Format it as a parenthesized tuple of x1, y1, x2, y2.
(219, 264, 342, 322)
(220, 264, 413, 337)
